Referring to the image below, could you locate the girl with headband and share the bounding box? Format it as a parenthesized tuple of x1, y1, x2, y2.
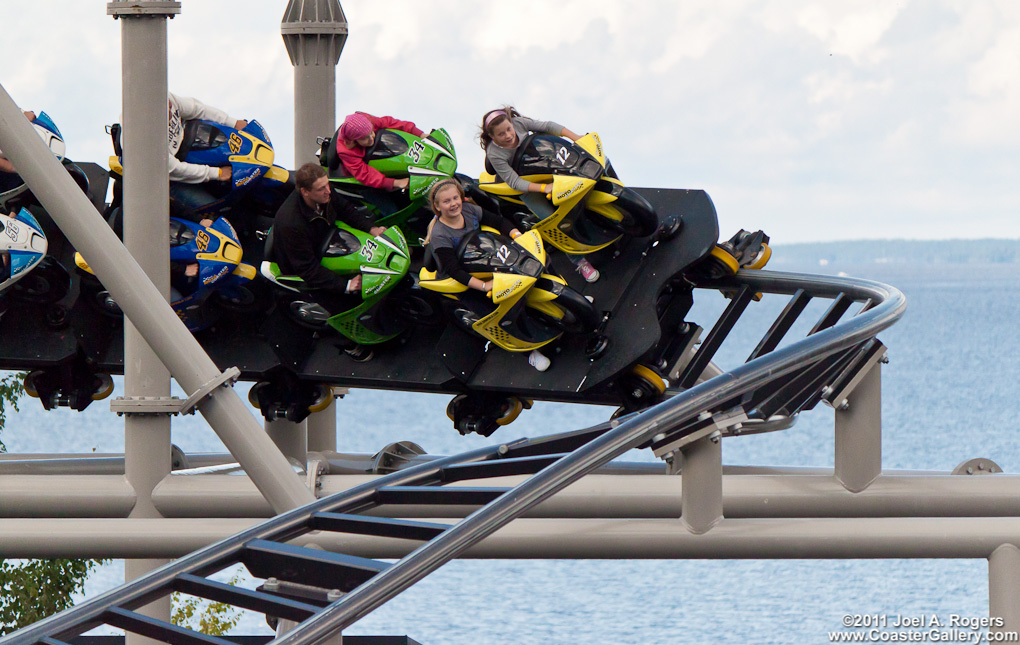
(479, 106, 599, 283)
(424, 179, 552, 371)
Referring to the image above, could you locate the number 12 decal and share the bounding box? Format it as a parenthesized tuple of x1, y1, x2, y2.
(496, 245, 510, 264)
(556, 146, 569, 165)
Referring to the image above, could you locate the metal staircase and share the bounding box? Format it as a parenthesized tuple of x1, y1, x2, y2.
(0, 269, 905, 645)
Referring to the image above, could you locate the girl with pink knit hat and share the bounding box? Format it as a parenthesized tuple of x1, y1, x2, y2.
(334, 112, 423, 191)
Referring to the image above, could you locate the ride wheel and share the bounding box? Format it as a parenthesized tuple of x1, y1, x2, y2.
(586, 187, 659, 237)
(247, 381, 270, 409)
(307, 384, 334, 414)
(23, 371, 41, 398)
(744, 243, 772, 270)
(286, 300, 331, 330)
(11, 257, 70, 304)
(213, 285, 261, 313)
(705, 245, 740, 278)
(495, 397, 525, 426)
(446, 394, 468, 422)
(393, 290, 443, 326)
(91, 374, 115, 401)
(527, 280, 600, 334)
(619, 364, 667, 412)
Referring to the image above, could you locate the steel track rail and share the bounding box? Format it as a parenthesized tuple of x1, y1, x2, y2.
(0, 269, 905, 645)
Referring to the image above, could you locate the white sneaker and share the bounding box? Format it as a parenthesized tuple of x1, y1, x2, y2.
(528, 349, 551, 372)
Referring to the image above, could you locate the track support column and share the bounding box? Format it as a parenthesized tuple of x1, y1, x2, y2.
(677, 434, 723, 534)
(282, 0, 348, 165)
(834, 362, 882, 492)
(989, 544, 1020, 635)
(0, 53, 316, 515)
(109, 1, 179, 639)
(266, 417, 308, 469)
(306, 391, 339, 453)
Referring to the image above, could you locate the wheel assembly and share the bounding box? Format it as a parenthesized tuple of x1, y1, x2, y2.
(495, 397, 525, 426)
(306, 384, 334, 414)
(707, 246, 740, 277)
(744, 243, 772, 270)
(23, 371, 40, 398)
(618, 363, 667, 412)
(90, 374, 115, 401)
(447, 392, 530, 437)
(213, 285, 259, 312)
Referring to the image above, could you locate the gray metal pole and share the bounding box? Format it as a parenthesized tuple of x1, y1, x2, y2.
(266, 417, 308, 468)
(0, 84, 314, 514)
(0, 476, 135, 517)
(143, 471, 1020, 519)
(306, 396, 337, 452)
(989, 544, 1020, 635)
(282, 0, 348, 165)
(6, 517, 1020, 560)
(835, 362, 882, 492)
(114, 3, 174, 631)
(680, 436, 723, 533)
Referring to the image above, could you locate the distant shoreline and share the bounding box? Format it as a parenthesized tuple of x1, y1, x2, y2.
(771, 239, 1020, 265)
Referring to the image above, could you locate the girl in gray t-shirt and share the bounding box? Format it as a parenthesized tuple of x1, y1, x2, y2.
(424, 178, 553, 371)
(478, 106, 600, 284)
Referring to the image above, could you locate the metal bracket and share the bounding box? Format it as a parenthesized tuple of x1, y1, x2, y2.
(653, 408, 748, 458)
(281, 22, 349, 36)
(667, 324, 702, 381)
(107, 1, 181, 18)
(110, 367, 240, 416)
(822, 341, 887, 410)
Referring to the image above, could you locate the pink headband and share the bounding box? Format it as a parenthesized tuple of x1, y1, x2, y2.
(483, 110, 505, 129)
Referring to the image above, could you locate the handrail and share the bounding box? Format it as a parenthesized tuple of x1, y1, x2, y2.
(277, 270, 906, 643)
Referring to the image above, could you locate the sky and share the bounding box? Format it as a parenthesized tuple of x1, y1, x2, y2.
(1, 0, 1018, 243)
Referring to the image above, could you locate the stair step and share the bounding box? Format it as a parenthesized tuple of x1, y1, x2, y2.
(174, 573, 321, 622)
(311, 512, 449, 540)
(240, 539, 388, 592)
(441, 455, 563, 482)
(102, 606, 232, 645)
(376, 486, 508, 506)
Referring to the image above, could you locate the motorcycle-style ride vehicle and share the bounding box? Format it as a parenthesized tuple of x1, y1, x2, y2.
(75, 216, 258, 332)
(476, 132, 661, 255)
(419, 228, 600, 353)
(106, 119, 292, 235)
(0, 207, 65, 307)
(418, 227, 601, 436)
(260, 223, 418, 345)
(0, 112, 87, 212)
(320, 127, 457, 243)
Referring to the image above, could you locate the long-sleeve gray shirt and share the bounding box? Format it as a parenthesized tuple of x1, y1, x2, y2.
(485, 116, 564, 192)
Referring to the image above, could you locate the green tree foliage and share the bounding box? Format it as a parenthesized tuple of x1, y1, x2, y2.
(0, 372, 24, 453)
(0, 559, 101, 634)
(0, 371, 107, 635)
(171, 570, 243, 635)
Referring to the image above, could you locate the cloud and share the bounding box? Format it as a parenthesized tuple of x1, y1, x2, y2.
(2, 0, 1019, 242)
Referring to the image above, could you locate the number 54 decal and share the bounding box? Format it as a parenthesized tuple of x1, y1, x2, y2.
(409, 140, 426, 164)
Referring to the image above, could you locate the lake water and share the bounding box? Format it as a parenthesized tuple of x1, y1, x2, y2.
(2, 258, 1018, 644)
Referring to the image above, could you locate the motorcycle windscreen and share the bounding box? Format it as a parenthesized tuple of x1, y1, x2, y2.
(457, 231, 542, 277)
(178, 121, 229, 164)
(366, 130, 410, 162)
(512, 134, 602, 180)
